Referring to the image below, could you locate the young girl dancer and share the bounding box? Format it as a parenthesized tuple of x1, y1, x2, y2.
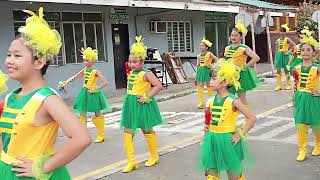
(59, 47, 110, 143)
(196, 38, 218, 108)
(0, 7, 91, 179)
(292, 34, 320, 161)
(274, 24, 296, 90)
(223, 20, 260, 125)
(120, 36, 163, 173)
(199, 60, 256, 180)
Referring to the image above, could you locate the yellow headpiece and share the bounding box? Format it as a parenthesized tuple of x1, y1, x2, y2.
(0, 70, 8, 94)
(130, 36, 147, 60)
(235, 20, 248, 36)
(300, 26, 312, 36)
(281, 24, 290, 31)
(301, 34, 320, 49)
(214, 60, 241, 90)
(201, 38, 212, 48)
(18, 7, 62, 61)
(81, 47, 98, 62)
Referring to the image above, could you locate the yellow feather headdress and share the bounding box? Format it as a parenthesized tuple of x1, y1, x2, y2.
(214, 60, 241, 90)
(281, 24, 289, 31)
(235, 20, 248, 36)
(0, 70, 8, 94)
(301, 34, 320, 49)
(201, 38, 212, 48)
(18, 7, 62, 61)
(130, 36, 147, 60)
(300, 26, 312, 36)
(81, 47, 98, 62)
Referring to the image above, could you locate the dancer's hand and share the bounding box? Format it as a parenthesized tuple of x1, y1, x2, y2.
(231, 133, 241, 144)
(88, 89, 95, 94)
(11, 157, 33, 177)
(137, 95, 145, 103)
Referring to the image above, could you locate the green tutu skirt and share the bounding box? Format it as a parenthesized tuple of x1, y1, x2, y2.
(196, 66, 212, 83)
(275, 51, 291, 70)
(289, 58, 302, 74)
(198, 131, 252, 177)
(294, 91, 320, 126)
(229, 67, 261, 95)
(0, 161, 70, 180)
(73, 87, 110, 113)
(120, 94, 163, 131)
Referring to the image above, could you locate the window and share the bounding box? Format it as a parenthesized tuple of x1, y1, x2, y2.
(13, 10, 106, 65)
(167, 21, 192, 52)
(62, 12, 106, 64)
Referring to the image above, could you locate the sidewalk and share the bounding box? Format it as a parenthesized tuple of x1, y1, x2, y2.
(65, 63, 273, 113)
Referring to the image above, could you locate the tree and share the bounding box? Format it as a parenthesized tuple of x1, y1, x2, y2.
(295, 1, 320, 39)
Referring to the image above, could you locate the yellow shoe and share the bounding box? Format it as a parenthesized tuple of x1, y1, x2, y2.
(197, 86, 204, 109)
(274, 74, 282, 91)
(207, 175, 221, 180)
(285, 73, 291, 90)
(80, 116, 87, 126)
(144, 133, 159, 167)
(92, 116, 105, 143)
(122, 133, 138, 173)
(296, 124, 309, 161)
(312, 132, 320, 156)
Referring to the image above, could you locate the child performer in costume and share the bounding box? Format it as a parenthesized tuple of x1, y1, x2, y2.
(196, 38, 218, 108)
(224, 20, 260, 118)
(120, 36, 163, 173)
(0, 7, 91, 179)
(274, 24, 296, 91)
(199, 60, 256, 180)
(292, 34, 320, 161)
(288, 26, 311, 74)
(58, 47, 110, 143)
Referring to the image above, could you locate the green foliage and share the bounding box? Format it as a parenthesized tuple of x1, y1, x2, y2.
(295, 1, 320, 39)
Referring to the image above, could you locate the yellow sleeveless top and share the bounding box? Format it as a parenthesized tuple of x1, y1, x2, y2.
(224, 44, 248, 69)
(83, 68, 98, 90)
(277, 37, 289, 52)
(0, 87, 58, 164)
(198, 52, 213, 67)
(127, 70, 151, 96)
(206, 94, 239, 133)
(295, 64, 319, 93)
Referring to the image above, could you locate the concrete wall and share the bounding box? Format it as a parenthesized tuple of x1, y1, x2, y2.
(0, 1, 206, 99)
(134, 8, 205, 57)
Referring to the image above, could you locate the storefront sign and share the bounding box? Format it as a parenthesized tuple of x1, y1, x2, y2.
(205, 12, 229, 21)
(110, 8, 129, 20)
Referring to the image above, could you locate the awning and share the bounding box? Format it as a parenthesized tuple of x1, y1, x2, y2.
(219, 0, 296, 10)
(9, 0, 295, 12)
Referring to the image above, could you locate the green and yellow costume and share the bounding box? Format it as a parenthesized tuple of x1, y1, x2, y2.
(199, 94, 251, 178)
(120, 36, 163, 173)
(120, 69, 163, 130)
(73, 67, 110, 143)
(196, 51, 213, 83)
(199, 60, 251, 180)
(275, 37, 291, 70)
(0, 87, 70, 179)
(73, 67, 110, 114)
(224, 44, 260, 94)
(293, 63, 320, 161)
